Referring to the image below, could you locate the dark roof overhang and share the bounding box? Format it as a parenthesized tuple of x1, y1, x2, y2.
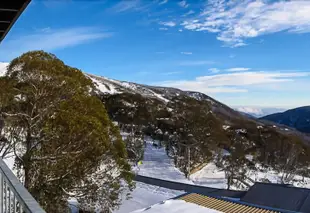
(0, 0, 31, 42)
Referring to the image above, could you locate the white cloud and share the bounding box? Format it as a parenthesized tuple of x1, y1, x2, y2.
(180, 51, 192, 55)
(229, 54, 236, 58)
(226, 67, 251, 72)
(159, 0, 168, 5)
(178, 0, 189, 8)
(0, 62, 9, 76)
(179, 60, 214, 66)
(195, 72, 308, 86)
(159, 21, 176, 27)
(181, 0, 310, 47)
(183, 10, 195, 16)
(159, 27, 169, 31)
(0, 27, 111, 61)
(209, 68, 220, 73)
(109, 0, 142, 13)
(159, 71, 309, 94)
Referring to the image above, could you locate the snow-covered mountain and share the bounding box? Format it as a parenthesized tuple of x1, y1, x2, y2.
(3, 67, 310, 211)
(234, 106, 286, 118)
(87, 73, 310, 184)
(87, 73, 219, 105)
(261, 106, 310, 133)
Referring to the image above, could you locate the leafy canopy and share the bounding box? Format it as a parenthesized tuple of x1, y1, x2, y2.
(0, 51, 133, 213)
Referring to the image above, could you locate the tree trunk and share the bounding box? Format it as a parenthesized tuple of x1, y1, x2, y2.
(24, 130, 32, 190)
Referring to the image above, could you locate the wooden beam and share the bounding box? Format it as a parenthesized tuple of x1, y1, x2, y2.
(0, 0, 31, 42)
(0, 8, 18, 12)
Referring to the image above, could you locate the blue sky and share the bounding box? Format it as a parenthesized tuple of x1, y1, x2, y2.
(0, 0, 310, 108)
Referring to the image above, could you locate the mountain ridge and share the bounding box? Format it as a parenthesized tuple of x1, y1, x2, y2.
(2, 68, 310, 189)
(82, 73, 310, 141)
(261, 106, 310, 133)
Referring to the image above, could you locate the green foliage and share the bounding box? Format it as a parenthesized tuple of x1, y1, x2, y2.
(101, 86, 310, 187)
(0, 51, 133, 213)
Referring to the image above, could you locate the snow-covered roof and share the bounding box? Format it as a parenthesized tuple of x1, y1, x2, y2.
(131, 199, 222, 213)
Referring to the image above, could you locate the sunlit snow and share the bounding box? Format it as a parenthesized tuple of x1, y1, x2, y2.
(131, 199, 222, 213)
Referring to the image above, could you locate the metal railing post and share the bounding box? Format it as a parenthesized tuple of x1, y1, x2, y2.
(0, 174, 3, 213)
(0, 158, 46, 213)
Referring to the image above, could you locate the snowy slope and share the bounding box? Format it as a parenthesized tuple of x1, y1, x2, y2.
(86, 74, 170, 103)
(85, 73, 228, 107)
(132, 137, 310, 191)
(190, 162, 310, 190)
(135, 139, 193, 184)
(190, 163, 227, 189)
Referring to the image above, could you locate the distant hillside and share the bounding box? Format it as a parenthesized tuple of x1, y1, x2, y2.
(2, 69, 310, 189)
(235, 106, 286, 118)
(84, 74, 310, 188)
(261, 106, 310, 133)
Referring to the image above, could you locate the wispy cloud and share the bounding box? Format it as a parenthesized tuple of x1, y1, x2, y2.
(180, 51, 192, 55)
(108, 0, 149, 13)
(158, 71, 309, 94)
(0, 27, 111, 61)
(229, 54, 236, 58)
(159, 27, 169, 31)
(209, 68, 220, 73)
(159, 0, 168, 5)
(179, 60, 214, 66)
(180, 0, 310, 47)
(159, 21, 176, 27)
(155, 51, 165, 54)
(183, 10, 195, 16)
(226, 67, 251, 72)
(178, 0, 189, 8)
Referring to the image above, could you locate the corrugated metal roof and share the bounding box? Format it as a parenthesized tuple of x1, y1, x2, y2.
(179, 193, 279, 213)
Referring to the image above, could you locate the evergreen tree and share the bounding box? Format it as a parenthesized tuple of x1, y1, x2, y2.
(124, 125, 144, 164)
(0, 51, 133, 213)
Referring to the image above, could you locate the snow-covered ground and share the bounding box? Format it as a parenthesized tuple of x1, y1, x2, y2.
(114, 182, 184, 213)
(114, 139, 190, 213)
(135, 139, 193, 184)
(191, 162, 310, 190)
(133, 137, 310, 190)
(132, 138, 226, 189)
(190, 163, 227, 189)
(131, 199, 222, 213)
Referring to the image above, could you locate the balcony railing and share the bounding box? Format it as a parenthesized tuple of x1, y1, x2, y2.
(0, 158, 46, 213)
